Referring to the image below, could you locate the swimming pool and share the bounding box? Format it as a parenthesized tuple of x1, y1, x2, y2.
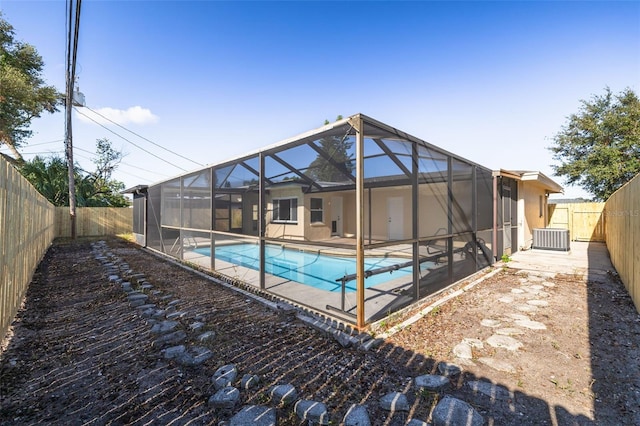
(193, 243, 418, 292)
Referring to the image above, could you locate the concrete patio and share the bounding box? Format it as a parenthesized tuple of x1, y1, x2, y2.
(508, 241, 614, 282)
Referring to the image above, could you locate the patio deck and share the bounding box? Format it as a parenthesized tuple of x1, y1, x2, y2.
(181, 239, 469, 324)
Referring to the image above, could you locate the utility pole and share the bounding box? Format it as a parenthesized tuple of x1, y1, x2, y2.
(65, 0, 82, 239)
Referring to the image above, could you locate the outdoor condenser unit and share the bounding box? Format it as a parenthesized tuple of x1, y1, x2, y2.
(532, 228, 570, 251)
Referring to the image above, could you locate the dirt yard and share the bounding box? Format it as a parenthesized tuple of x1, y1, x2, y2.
(1, 237, 639, 425)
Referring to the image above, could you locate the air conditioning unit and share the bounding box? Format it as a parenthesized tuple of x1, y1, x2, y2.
(532, 228, 570, 251)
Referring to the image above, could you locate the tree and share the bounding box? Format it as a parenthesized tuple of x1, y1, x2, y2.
(0, 14, 60, 164)
(549, 87, 640, 201)
(308, 115, 354, 182)
(19, 155, 70, 205)
(79, 138, 128, 207)
(20, 138, 129, 207)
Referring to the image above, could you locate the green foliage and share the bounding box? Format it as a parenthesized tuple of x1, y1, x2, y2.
(19, 138, 129, 207)
(307, 115, 354, 182)
(501, 254, 511, 263)
(81, 138, 128, 206)
(550, 87, 640, 201)
(0, 14, 60, 163)
(19, 156, 69, 206)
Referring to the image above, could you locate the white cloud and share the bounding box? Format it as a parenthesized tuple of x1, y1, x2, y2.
(76, 106, 159, 126)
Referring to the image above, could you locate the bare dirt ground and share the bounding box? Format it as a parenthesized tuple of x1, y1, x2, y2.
(1, 237, 639, 425)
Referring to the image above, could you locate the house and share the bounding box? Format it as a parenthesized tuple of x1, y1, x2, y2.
(493, 170, 564, 255)
(124, 114, 561, 329)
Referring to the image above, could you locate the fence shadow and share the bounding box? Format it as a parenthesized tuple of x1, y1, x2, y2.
(587, 241, 640, 425)
(5, 238, 635, 424)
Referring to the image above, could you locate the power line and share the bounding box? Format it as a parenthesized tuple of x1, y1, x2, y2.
(73, 153, 155, 183)
(70, 151, 158, 183)
(82, 105, 204, 167)
(73, 146, 171, 177)
(74, 107, 188, 172)
(118, 161, 172, 178)
(4, 146, 171, 179)
(24, 139, 65, 147)
(3, 150, 65, 156)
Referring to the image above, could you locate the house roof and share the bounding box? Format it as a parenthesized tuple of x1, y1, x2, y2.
(493, 169, 563, 194)
(122, 185, 149, 194)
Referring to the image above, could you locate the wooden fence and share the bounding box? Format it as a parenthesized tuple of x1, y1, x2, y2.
(1, 157, 56, 340)
(605, 173, 640, 313)
(548, 202, 606, 242)
(1, 155, 134, 339)
(55, 207, 132, 237)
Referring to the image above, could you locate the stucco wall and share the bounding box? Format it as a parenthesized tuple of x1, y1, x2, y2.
(518, 181, 548, 250)
(365, 187, 411, 240)
(265, 186, 304, 239)
(304, 193, 332, 241)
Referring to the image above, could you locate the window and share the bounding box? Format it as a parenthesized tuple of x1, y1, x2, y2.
(310, 198, 323, 223)
(252, 204, 258, 231)
(272, 198, 298, 223)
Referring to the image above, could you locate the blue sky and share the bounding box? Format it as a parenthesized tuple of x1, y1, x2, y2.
(1, 0, 639, 199)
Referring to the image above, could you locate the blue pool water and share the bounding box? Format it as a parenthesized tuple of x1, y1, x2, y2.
(194, 243, 416, 292)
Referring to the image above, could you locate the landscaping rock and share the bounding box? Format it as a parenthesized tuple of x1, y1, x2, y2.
(189, 321, 205, 331)
(333, 331, 352, 347)
(514, 319, 547, 330)
(135, 303, 156, 311)
(342, 404, 371, 426)
(516, 304, 538, 312)
(486, 335, 523, 351)
(127, 292, 148, 302)
(240, 373, 260, 389)
(415, 374, 450, 391)
(129, 273, 146, 283)
(480, 319, 502, 327)
(176, 346, 213, 366)
(161, 345, 185, 359)
(432, 395, 484, 426)
(197, 330, 215, 342)
(150, 320, 179, 335)
(212, 364, 237, 389)
(453, 342, 473, 359)
(463, 338, 484, 348)
(495, 327, 524, 336)
(269, 384, 298, 406)
(379, 392, 409, 412)
(527, 299, 549, 307)
(166, 311, 187, 320)
(294, 399, 329, 425)
(152, 330, 187, 347)
(358, 338, 384, 352)
(507, 313, 530, 321)
(229, 405, 276, 426)
(437, 362, 462, 377)
(208, 386, 240, 410)
(128, 293, 149, 307)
